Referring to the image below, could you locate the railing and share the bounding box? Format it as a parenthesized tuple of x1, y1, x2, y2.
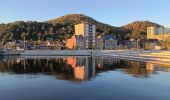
(0, 50, 24, 56)
(0, 50, 170, 57)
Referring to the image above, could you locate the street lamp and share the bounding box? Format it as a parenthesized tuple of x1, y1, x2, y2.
(22, 32, 26, 51)
(24, 35, 26, 51)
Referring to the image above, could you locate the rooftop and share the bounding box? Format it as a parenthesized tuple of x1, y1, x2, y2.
(103, 34, 116, 40)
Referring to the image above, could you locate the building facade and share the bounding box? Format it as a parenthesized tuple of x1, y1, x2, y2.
(95, 36, 103, 50)
(147, 26, 170, 41)
(76, 35, 85, 50)
(66, 23, 118, 50)
(103, 35, 117, 50)
(66, 35, 76, 49)
(75, 22, 96, 49)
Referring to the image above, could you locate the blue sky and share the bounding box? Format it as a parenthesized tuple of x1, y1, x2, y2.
(0, 0, 170, 27)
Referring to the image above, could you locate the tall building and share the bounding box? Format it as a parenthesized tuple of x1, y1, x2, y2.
(147, 26, 170, 41)
(75, 22, 96, 49)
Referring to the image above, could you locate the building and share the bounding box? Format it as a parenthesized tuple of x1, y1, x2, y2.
(147, 26, 170, 41)
(144, 39, 162, 50)
(3, 42, 16, 50)
(95, 35, 103, 50)
(103, 35, 117, 50)
(76, 35, 85, 50)
(124, 39, 141, 50)
(75, 22, 96, 49)
(66, 35, 76, 49)
(66, 23, 118, 50)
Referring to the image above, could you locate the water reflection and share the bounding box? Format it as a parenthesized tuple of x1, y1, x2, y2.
(0, 56, 170, 81)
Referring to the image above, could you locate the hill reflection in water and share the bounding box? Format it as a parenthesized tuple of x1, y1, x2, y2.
(0, 56, 170, 81)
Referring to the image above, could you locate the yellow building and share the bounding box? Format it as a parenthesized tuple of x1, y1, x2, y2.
(147, 26, 170, 41)
(75, 23, 86, 36)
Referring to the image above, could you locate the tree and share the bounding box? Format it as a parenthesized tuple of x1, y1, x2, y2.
(131, 30, 141, 40)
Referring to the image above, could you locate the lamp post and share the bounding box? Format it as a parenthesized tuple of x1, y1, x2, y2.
(24, 35, 26, 51)
(137, 39, 140, 50)
(22, 32, 26, 51)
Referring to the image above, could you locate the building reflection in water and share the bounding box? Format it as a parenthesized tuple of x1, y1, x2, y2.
(0, 56, 170, 81)
(67, 57, 95, 81)
(146, 63, 170, 73)
(146, 63, 155, 75)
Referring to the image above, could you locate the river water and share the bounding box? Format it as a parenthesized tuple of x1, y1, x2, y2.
(0, 56, 170, 100)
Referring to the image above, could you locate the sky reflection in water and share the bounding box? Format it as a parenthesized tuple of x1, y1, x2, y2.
(0, 56, 170, 100)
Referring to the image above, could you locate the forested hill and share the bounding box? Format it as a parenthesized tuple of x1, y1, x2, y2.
(48, 14, 119, 37)
(48, 14, 117, 31)
(0, 14, 162, 43)
(122, 21, 162, 39)
(0, 14, 117, 43)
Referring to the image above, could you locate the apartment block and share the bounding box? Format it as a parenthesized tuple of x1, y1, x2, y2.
(147, 26, 170, 41)
(75, 22, 96, 49)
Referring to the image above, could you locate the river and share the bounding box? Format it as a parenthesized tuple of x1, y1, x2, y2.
(0, 56, 170, 100)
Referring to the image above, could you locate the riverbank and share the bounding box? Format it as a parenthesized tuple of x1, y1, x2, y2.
(1, 50, 170, 64)
(94, 50, 170, 65)
(0, 50, 92, 56)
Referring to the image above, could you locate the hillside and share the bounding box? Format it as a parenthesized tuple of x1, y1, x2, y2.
(0, 21, 62, 42)
(122, 21, 162, 39)
(0, 14, 163, 44)
(0, 14, 119, 44)
(48, 14, 117, 32)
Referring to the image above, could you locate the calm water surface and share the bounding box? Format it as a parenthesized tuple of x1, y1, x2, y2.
(0, 56, 170, 100)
